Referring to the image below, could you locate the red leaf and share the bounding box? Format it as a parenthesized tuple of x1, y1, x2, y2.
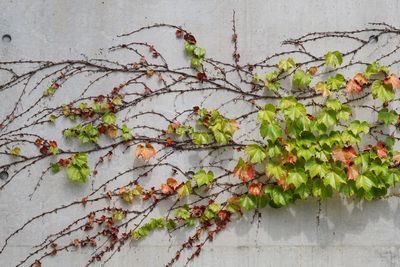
(175, 29, 184, 38)
(217, 210, 230, 222)
(384, 74, 400, 90)
(196, 72, 207, 81)
(165, 137, 175, 147)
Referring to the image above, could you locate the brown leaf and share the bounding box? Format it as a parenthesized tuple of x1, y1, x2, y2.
(81, 196, 88, 206)
(184, 33, 196, 44)
(307, 66, 318, 76)
(135, 143, 157, 161)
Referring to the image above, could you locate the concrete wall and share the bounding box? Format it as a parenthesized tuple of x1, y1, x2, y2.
(1, 0, 400, 266)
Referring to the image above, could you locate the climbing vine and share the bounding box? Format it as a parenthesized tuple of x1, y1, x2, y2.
(1, 15, 400, 266)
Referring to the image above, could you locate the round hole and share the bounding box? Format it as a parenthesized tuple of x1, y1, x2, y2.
(0, 170, 9, 180)
(2, 34, 11, 43)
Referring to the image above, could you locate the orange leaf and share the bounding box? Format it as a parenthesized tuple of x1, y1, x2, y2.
(376, 141, 387, 158)
(346, 164, 359, 181)
(233, 159, 254, 182)
(346, 79, 362, 94)
(167, 177, 177, 188)
(332, 146, 357, 165)
(161, 184, 173, 194)
(248, 182, 262, 196)
(354, 73, 368, 86)
(135, 143, 156, 161)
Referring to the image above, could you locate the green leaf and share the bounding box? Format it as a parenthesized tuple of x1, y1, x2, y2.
(184, 41, 196, 55)
(365, 62, 389, 77)
(265, 71, 278, 81)
(67, 165, 88, 183)
(194, 169, 214, 187)
(252, 73, 260, 83)
(43, 85, 57, 97)
(72, 153, 88, 166)
(318, 109, 337, 129)
(214, 130, 231, 145)
(326, 99, 342, 111)
(278, 57, 295, 72)
(240, 194, 256, 210)
(372, 80, 395, 102)
(266, 161, 286, 179)
(66, 153, 90, 183)
(336, 105, 352, 121)
(192, 132, 209, 145)
(201, 203, 221, 221)
(266, 186, 292, 207)
(193, 47, 206, 58)
(176, 205, 191, 220)
(49, 115, 57, 123)
(354, 153, 370, 173)
(260, 122, 283, 142)
(356, 174, 376, 191)
(79, 124, 99, 144)
(324, 169, 346, 189)
(295, 182, 312, 199)
(190, 57, 203, 68)
(312, 179, 333, 199)
(325, 51, 343, 68)
(347, 120, 369, 136)
(244, 144, 267, 164)
(121, 124, 133, 141)
(287, 169, 308, 188)
(10, 147, 21, 156)
(327, 74, 346, 90)
(293, 70, 312, 89)
(101, 112, 116, 124)
(305, 160, 328, 178)
(258, 104, 276, 123)
(176, 181, 192, 199)
(112, 211, 125, 222)
(264, 80, 281, 92)
(378, 108, 398, 125)
(51, 163, 61, 173)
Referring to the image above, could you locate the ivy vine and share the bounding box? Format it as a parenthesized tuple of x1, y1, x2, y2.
(1, 15, 400, 266)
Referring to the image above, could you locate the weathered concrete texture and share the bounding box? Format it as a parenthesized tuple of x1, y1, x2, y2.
(1, 0, 400, 266)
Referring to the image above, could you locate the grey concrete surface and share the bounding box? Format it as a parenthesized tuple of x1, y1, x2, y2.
(1, 0, 400, 266)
